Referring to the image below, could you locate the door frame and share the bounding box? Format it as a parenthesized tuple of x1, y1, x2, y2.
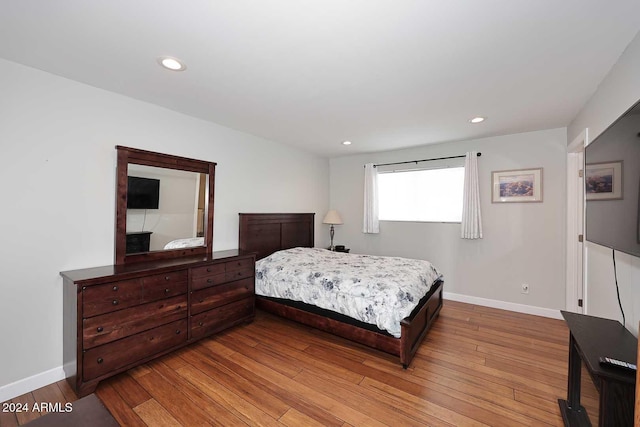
(565, 129, 588, 313)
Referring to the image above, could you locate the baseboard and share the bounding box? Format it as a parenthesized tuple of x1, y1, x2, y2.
(443, 291, 563, 320)
(0, 366, 66, 403)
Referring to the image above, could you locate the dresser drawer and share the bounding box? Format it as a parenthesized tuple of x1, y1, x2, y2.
(83, 319, 188, 380)
(191, 297, 254, 341)
(191, 278, 254, 315)
(83, 295, 187, 349)
(191, 272, 226, 291)
(191, 268, 254, 291)
(225, 268, 253, 283)
(225, 257, 253, 272)
(191, 257, 254, 291)
(191, 263, 225, 279)
(192, 258, 253, 277)
(142, 270, 188, 301)
(83, 279, 143, 317)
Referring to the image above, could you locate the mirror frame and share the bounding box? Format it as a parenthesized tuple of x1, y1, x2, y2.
(115, 146, 216, 265)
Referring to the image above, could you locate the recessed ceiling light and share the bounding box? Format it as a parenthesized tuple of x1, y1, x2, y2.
(158, 56, 186, 71)
(342, 141, 352, 145)
(469, 117, 486, 124)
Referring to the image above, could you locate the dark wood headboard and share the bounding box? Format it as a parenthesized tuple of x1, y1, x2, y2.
(239, 213, 315, 260)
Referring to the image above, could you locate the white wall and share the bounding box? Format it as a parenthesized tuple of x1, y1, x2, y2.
(329, 128, 567, 311)
(0, 58, 329, 398)
(568, 30, 640, 334)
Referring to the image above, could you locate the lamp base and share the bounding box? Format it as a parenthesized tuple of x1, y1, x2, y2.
(329, 225, 335, 251)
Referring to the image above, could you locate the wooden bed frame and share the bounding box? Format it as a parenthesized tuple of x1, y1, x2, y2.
(238, 213, 443, 368)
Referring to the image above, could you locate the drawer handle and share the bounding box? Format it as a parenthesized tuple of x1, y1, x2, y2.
(176, 330, 181, 335)
(112, 286, 118, 291)
(207, 279, 213, 284)
(206, 267, 212, 272)
(198, 298, 204, 303)
(112, 300, 119, 306)
(97, 357, 104, 364)
(176, 305, 182, 310)
(198, 321, 204, 327)
(97, 326, 103, 333)
(164, 288, 170, 294)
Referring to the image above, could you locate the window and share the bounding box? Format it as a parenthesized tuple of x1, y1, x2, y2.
(378, 166, 465, 222)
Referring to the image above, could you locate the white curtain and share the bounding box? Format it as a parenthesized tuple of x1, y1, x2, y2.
(362, 163, 380, 234)
(461, 151, 483, 239)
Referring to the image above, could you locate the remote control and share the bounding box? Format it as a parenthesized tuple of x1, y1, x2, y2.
(599, 356, 637, 372)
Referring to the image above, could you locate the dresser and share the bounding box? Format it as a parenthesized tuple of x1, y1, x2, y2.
(61, 250, 255, 397)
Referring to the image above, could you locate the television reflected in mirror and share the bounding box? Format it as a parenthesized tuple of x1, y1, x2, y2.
(585, 100, 640, 257)
(127, 176, 160, 209)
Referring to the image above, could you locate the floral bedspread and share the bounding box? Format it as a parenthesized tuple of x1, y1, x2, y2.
(255, 247, 442, 337)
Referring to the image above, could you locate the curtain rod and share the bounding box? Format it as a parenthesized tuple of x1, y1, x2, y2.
(370, 152, 481, 168)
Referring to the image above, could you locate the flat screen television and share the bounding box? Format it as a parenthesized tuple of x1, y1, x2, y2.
(584, 100, 640, 257)
(127, 176, 160, 209)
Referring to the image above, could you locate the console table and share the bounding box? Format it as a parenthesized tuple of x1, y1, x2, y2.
(558, 311, 637, 426)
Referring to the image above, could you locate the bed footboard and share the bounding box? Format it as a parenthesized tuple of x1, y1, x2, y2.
(399, 280, 444, 368)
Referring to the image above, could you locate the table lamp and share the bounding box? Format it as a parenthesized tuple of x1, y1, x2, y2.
(322, 210, 343, 251)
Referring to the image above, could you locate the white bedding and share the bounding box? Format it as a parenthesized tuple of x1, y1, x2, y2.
(255, 247, 442, 337)
(163, 237, 204, 249)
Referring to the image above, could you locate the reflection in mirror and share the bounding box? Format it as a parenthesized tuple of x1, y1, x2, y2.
(126, 164, 207, 253)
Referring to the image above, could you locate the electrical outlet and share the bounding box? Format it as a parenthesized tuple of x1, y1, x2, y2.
(521, 283, 530, 294)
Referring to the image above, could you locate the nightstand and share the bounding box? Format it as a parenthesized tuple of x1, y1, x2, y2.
(126, 231, 152, 254)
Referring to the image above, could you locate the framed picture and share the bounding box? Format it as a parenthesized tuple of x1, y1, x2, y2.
(492, 168, 543, 203)
(585, 161, 623, 200)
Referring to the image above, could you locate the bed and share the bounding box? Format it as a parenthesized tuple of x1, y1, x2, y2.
(163, 237, 204, 250)
(239, 213, 444, 368)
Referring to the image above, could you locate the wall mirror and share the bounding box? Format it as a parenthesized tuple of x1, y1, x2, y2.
(115, 146, 216, 265)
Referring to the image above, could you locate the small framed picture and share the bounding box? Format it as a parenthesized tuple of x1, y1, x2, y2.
(585, 161, 623, 200)
(492, 168, 543, 203)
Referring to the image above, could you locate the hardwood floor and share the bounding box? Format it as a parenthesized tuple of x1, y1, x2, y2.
(3, 301, 592, 426)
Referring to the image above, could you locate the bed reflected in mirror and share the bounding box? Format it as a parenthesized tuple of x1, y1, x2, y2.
(126, 164, 207, 253)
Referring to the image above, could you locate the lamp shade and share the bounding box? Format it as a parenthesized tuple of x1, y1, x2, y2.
(322, 210, 343, 225)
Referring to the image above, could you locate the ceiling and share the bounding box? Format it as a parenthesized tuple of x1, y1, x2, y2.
(1, 1, 639, 158)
